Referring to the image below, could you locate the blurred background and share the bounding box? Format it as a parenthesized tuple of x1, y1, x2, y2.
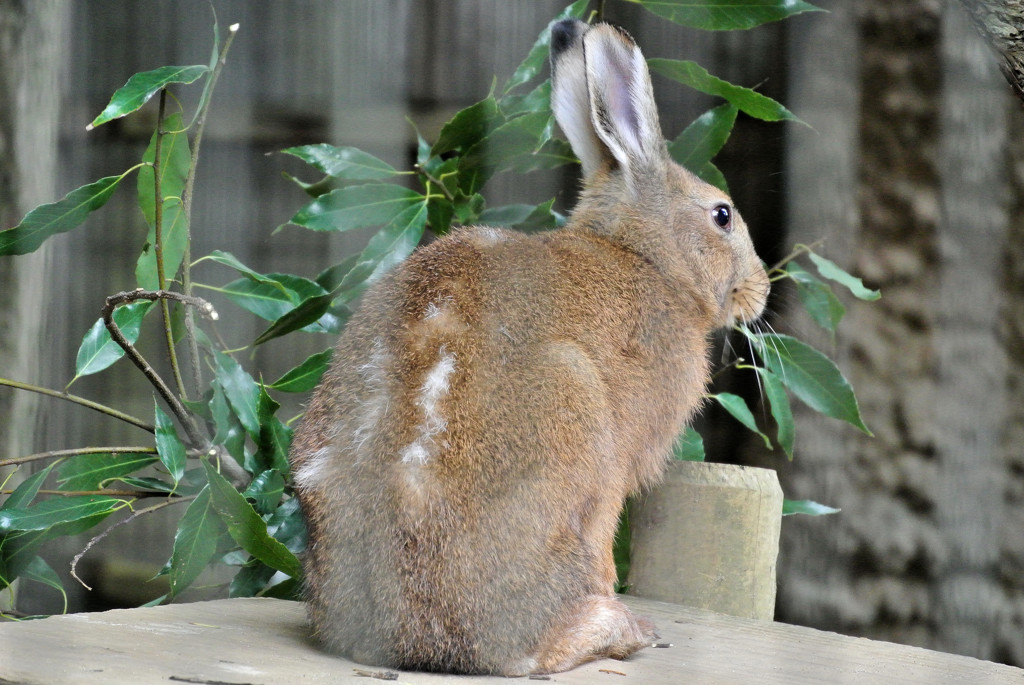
(1, 0, 1022, 667)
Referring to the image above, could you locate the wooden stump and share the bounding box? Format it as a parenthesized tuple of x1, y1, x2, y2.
(627, 461, 783, 620)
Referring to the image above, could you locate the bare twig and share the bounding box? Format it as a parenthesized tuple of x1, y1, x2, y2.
(0, 377, 154, 433)
(70, 496, 195, 590)
(103, 288, 218, 449)
(0, 446, 156, 470)
(414, 164, 456, 203)
(181, 23, 240, 398)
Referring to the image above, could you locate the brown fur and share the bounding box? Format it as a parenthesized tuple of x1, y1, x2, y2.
(288, 20, 769, 675)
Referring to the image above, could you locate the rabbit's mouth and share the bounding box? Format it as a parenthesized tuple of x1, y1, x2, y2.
(721, 271, 770, 328)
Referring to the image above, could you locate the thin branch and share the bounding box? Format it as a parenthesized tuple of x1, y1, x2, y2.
(103, 289, 218, 448)
(2, 489, 174, 498)
(154, 89, 168, 293)
(181, 23, 240, 398)
(767, 240, 826, 275)
(151, 90, 190, 404)
(0, 446, 157, 470)
(414, 165, 456, 203)
(70, 496, 195, 590)
(0, 377, 154, 433)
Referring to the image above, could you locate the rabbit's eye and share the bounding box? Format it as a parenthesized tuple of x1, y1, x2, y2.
(711, 205, 732, 231)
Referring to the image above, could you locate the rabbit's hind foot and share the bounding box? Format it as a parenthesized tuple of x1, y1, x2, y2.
(529, 594, 658, 674)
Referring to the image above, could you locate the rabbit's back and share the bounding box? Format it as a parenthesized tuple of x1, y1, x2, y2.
(291, 225, 711, 672)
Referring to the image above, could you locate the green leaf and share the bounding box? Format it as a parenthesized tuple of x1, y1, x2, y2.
(265, 497, 307, 555)
(285, 183, 425, 233)
(712, 392, 772, 450)
(807, 252, 881, 301)
(752, 333, 871, 435)
(648, 59, 801, 123)
(314, 254, 360, 292)
(203, 250, 291, 295)
(672, 425, 705, 461)
(135, 197, 189, 290)
(431, 96, 503, 157)
(269, 348, 333, 393)
(454, 193, 487, 225)
(209, 382, 247, 469)
(154, 402, 187, 485)
(783, 499, 840, 516)
(169, 486, 224, 597)
(503, 0, 591, 93)
(0, 175, 123, 256)
(89, 64, 210, 129)
(202, 459, 302, 579)
(478, 204, 535, 227)
(755, 367, 794, 460)
(0, 496, 126, 535)
(219, 278, 298, 322)
(137, 112, 191, 227)
(252, 294, 334, 346)
(219, 273, 339, 334)
(261, 576, 302, 600)
(627, 0, 823, 31)
(135, 111, 191, 290)
(502, 137, 578, 174)
(458, 111, 552, 195)
(668, 103, 738, 174)
(427, 194, 455, 236)
(20, 556, 67, 610)
(1, 463, 57, 511)
(281, 144, 399, 180)
(254, 386, 291, 473)
(229, 559, 277, 598)
(786, 261, 845, 334)
(244, 470, 286, 515)
(500, 79, 552, 117)
(282, 171, 338, 198)
(213, 352, 262, 440)
(71, 300, 155, 384)
(116, 476, 177, 493)
(696, 161, 729, 193)
(0, 531, 48, 588)
(331, 198, 429, 303)
(56, 452, 158, 492)
(478, 198, 564, 232)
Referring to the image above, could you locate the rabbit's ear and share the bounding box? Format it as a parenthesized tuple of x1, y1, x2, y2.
(583, 25, 666, 188)
(550, 19, 607, 178)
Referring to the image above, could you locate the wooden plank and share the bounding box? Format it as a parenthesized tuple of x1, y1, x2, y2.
(1, 596, 1019, 684)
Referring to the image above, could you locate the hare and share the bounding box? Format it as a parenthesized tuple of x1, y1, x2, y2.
(288, 18, 769, 676)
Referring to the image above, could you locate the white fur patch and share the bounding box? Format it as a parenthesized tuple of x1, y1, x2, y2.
(292, 445, 334, 488)
(423, 302, 442, 320)
(351, 340, 391, 461)
(401, 347, 456, 465)
(295, 340, 391, 487)
(474, 226, 506, 246)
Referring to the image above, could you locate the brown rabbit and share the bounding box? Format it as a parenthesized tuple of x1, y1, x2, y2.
(288, 19, 769, 675)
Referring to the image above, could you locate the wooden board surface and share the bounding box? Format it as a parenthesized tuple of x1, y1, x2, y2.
(1, 596, 1020, 684)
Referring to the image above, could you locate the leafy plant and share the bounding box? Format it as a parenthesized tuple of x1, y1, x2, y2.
(0, 0, 872, 615)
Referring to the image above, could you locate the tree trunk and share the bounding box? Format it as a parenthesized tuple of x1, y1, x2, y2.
(956, 0, 1024, 102)
(775, 0, 1022, 664)
(932, 2, 1010, 659)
